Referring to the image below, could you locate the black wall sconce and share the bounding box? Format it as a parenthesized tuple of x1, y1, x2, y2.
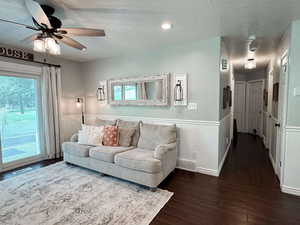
(174, 80, 183, 102)
(96, 86, 105, 101)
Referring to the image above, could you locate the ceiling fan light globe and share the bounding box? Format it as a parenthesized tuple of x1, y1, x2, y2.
(44, 37, 61, 55)
(33, 39, 46, 53)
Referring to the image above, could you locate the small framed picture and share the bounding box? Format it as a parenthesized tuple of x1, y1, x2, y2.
(223, 87, 227, 109)
(263, 89, 268, 106)
(273, 83, 279, 102)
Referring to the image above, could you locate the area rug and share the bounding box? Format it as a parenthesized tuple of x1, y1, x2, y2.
(0, 162, 173, 225)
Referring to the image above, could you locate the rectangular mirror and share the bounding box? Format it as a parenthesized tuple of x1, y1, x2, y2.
(108, 74, 169, 106)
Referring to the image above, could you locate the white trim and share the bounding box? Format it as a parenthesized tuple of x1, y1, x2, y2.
(218, 141, 230, 175)
(176, 159, 196, 172)
(86, 114, 220, 126)
(285, 126, 300, 132)
(0, 60, 42, 75)
(276, 53, 290, 184)
(196, 166, 218, 177)
(281, 185, 300, 197)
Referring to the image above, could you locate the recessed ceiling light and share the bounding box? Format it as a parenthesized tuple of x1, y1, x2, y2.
(161, 22, 172, 30)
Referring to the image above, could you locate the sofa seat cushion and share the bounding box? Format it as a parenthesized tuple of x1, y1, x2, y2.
(62, 142, 91, 157)
(114, 148, 162, 173)
(89, 146, 133, 163)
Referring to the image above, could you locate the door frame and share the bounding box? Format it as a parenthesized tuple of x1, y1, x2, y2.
(246, 79, 265, 136)
(234, 81, 247, 132)
(0, 61, 46, 172)
(276, 52, 289, 183)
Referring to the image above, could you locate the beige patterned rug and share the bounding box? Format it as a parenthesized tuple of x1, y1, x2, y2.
(0, 162, 173, 225)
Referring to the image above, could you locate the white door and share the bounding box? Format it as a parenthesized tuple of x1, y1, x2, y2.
(234, 81, 246, 132)
(275, 55, 288, 181)
(247, 80, 264, 136)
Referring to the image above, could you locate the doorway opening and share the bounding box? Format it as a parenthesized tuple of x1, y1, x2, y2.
(225, 35, 289, 186)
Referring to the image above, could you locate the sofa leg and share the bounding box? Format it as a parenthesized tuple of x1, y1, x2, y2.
(150, 187, 157, 192)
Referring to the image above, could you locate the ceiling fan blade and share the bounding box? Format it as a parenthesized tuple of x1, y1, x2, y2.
(0, 18, 39, 30)
(23, 33, 40, 42)
(57, 28, 105, 37)
(56, 35, 87, 50)
(24, 0, 52, 29)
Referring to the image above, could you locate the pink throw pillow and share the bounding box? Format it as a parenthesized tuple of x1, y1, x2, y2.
(102, 126, 119, 146)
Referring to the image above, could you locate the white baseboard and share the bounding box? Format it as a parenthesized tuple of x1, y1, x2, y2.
(176, 158, 196, 172)
(196, 166, 218, 177)
(218, 142, 231, 176)
(281, 185, 300, 197)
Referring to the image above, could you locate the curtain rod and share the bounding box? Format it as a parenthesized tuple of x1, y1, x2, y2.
(0, 55, 61, 68)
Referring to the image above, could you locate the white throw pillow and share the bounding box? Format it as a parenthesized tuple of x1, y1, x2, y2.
(78, 125, 104, 146)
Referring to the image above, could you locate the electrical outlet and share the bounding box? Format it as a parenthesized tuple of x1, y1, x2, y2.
(294, 87, 300, 96)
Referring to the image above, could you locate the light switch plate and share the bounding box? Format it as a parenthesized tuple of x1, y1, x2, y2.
(187, 102, 197, 111)
(294, 87, 300, 96)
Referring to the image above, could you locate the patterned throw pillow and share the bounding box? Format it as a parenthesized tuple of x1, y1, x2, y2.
(102, 126, 119, 146)
(78, 125, 104, 146)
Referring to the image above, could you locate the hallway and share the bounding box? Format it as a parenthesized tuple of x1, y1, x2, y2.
(153, 133, 300, 225)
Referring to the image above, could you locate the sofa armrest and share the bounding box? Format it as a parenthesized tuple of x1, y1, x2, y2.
(153, 142, 177, 160)
(70, 133, 78, 142)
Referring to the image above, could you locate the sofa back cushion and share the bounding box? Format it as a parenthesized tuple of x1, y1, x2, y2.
(117, 120, 141, 146)
(95, 118, 117, 126)
(137, 123, 176, 150)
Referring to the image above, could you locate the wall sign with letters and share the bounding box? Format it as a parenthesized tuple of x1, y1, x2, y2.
(0, 46, 34, 62)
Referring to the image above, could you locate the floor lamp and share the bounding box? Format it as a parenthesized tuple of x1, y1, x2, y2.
(76, 97, 85, 124)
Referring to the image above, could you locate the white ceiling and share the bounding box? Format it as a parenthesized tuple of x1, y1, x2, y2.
(0, 0, 300, 62)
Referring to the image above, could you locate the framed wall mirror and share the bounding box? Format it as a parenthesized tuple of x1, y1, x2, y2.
(108, 74, 169, 106)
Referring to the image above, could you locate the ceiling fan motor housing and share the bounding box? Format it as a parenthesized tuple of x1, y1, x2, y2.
(41, 5, 62, 29)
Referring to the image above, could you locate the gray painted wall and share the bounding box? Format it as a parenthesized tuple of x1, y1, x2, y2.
(287, 21, 300, 126)
(219, 39, 232, 120)
(82, 38, 221, 121)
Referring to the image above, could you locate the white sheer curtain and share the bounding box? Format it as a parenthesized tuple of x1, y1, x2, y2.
(41, 66, 62, 159)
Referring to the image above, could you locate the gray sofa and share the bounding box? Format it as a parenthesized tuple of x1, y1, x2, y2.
(62, 119, 177, 190)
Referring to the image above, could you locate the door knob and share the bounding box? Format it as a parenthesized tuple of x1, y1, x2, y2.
(275, 123, 280, 127)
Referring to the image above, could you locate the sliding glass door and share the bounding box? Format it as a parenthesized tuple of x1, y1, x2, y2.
(0, 74, 44, 168)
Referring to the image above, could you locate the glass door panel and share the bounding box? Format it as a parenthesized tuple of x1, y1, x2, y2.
(0, 75, 42, 164)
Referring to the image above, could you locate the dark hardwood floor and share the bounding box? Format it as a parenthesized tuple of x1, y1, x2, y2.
(1, 133, 300, 225)
(152, 133, 300, 225)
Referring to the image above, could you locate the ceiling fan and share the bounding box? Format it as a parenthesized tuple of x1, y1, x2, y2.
(0, 0, 105, 55)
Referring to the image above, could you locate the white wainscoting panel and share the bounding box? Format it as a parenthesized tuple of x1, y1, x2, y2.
(281, 126, 300, 196)
(85, 114, 220, 176)
(218, 113, 232, 175)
